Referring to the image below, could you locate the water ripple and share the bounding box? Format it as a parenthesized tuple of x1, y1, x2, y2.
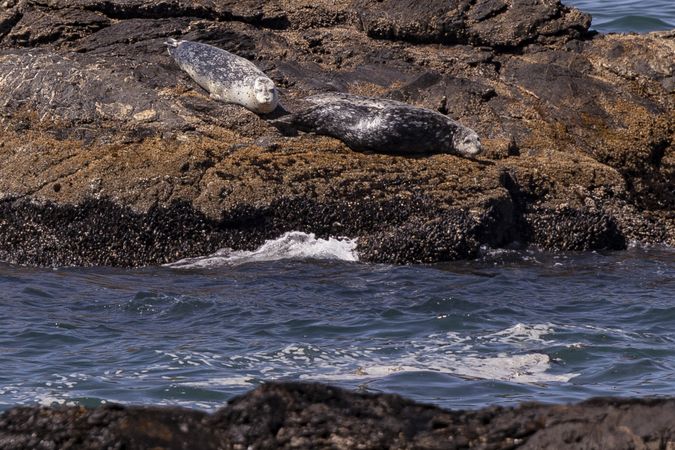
(0, 246, 673, 411)
(565, 0, 675, 32)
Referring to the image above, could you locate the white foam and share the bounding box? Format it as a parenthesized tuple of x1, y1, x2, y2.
(38, 394, 69, 407)
(307, 352, 573, 384)
(183, 376, 254, 387)
(0, 383, 75, 409)
(175, 323, 577, 390)
(165, 231, 358, 268)
(484, 323, 555, 345)
(451, 353, 572, 383)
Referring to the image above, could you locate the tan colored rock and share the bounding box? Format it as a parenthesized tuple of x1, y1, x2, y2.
(0, 0, 671, 266)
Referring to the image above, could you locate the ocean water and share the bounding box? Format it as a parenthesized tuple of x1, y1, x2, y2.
(565, 0, 675, 32)
(0, 232, 673, 412)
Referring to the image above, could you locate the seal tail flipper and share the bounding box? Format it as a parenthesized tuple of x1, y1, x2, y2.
(165, 37, 182, 56)
(268, 113, 299, 136)
(165, 37, 181, 47)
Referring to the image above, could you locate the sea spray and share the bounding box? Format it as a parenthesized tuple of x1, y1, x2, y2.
(165, 231, 359, 268)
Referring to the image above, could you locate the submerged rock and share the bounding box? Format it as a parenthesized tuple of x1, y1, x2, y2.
(0, 0, 672, 266)
(1, 382, 675, 449)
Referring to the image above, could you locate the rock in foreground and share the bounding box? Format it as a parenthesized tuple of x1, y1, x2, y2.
(0, 0, 672, 266)
(1, 382, 675, 449)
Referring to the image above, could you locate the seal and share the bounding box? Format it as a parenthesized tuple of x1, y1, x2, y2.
(166, 38, 279, 114)
(271, 92, 482, 157)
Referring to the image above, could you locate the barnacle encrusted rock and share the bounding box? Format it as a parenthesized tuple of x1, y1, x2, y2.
(2, 382, 675, 449)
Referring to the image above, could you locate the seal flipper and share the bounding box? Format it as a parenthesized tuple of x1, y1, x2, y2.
(165, 37, 181, 48)
(164, 38, 182, 57)
(268, 113, 300, 136)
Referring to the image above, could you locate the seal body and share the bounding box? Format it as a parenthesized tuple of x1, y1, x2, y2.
(274, 93, 482, 157)
(166, 39, 279, 114)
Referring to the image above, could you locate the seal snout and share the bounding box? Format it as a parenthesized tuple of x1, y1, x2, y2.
(258, 90, 276, 104)
(453, 130, 483, 158)
(464, 134, 483, 156)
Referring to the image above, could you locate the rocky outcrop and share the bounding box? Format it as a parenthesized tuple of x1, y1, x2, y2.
(2, 382, 675, 449)
(353, 0, 591, 48)
(0, 0, 672, 266)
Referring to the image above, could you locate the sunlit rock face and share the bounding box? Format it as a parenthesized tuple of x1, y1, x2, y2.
(0, 0, 671, 266)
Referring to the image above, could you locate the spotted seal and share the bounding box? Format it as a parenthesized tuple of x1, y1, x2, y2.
(166, 38, 279, 114)
(271, 92, 482, 157)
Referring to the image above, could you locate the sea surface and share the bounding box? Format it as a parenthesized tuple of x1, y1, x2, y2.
(1, 0, 674, 414)
(565, 0, 675, 32)
(0, 232, 673, 412)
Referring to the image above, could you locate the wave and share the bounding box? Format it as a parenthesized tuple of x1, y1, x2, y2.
(305, 352, 573, 384)
(594, 15, 674, 33)
(175, 323, 577, 388)
(484, 323, 555, 344)
(6, 323, 575, 410)
(305, 323, 572, 384)
(165, 232, 359, 268)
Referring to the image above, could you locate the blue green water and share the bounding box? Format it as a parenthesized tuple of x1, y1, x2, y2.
(565, 0, 675, 32)
(0, 234, 673, 412)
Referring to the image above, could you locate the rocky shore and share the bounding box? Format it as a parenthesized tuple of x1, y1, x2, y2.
(1, 382, 674, 449)
(0, 0, 672, 266)
(0, 2, 674, 446)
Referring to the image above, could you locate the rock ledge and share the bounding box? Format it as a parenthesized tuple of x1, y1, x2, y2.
(1, 382, 675, 449)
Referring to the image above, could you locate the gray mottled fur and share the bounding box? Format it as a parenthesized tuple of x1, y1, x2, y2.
(166, 38, 279, 114)
(275, 93, 482, 157)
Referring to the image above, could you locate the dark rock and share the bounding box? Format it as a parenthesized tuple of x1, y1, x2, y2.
(0, 8, 21, 41)
(2, 382, 675, 449)
(525, 206, 626, 251)
(353, 0, 591, 49)
(3, 7, 110, 47)
(358, 209, 482, 264)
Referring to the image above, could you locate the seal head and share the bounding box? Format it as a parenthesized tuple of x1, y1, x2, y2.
(253, 77, 279, 114)
(452, 127, 482, 157)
